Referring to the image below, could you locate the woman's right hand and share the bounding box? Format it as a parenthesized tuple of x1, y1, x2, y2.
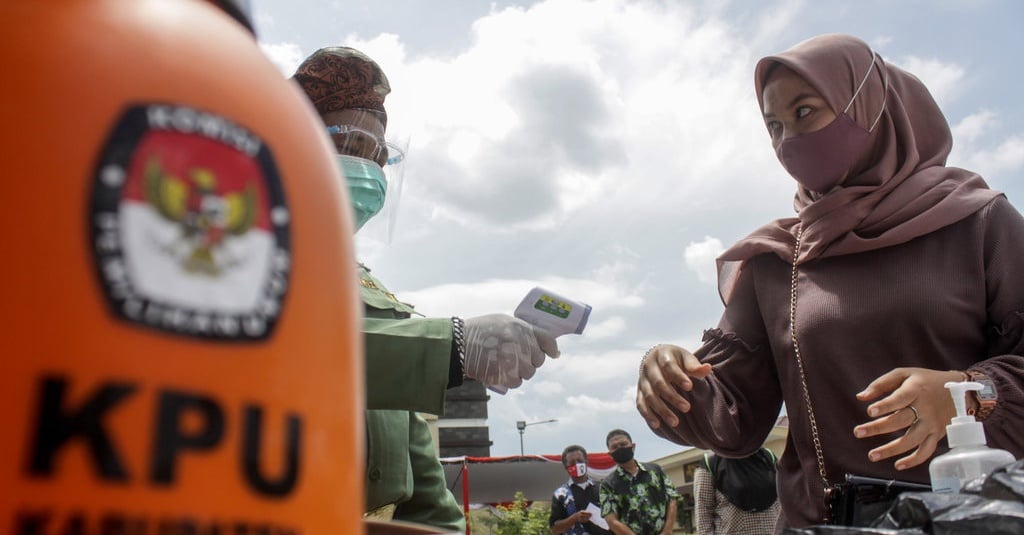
(636, 344, 713, 429)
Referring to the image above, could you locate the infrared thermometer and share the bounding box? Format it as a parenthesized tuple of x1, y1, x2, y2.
(514, 287, 591, 337)
(488, 287, 592, 396)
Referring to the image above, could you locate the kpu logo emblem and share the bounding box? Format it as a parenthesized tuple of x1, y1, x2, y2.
(91, 104, 291, 341)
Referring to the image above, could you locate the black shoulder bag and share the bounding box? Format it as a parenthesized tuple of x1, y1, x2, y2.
(827, 474, 932, 526)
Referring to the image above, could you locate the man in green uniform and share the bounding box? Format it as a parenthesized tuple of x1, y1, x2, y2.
(293, 46, 560, 532)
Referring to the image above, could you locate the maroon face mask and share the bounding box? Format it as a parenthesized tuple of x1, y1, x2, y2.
(777, 113, 871, 193)
(776, 53, 888, 194)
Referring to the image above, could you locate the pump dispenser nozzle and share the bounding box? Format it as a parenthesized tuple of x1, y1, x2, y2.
(944, 381, 986, 448)
(931, 380, 1016, 494)
(946, 381, 983, 419)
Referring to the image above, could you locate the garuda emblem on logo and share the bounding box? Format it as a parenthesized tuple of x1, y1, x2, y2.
(143, 158, 258, 276)
(91, 104, 291, 341)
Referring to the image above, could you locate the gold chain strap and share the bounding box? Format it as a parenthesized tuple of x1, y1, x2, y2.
(788, 224, 832, 522)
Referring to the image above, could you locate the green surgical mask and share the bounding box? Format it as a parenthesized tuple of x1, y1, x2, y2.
(336, 154, 387, 232)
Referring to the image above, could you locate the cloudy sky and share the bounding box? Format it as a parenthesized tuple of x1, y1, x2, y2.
(253, 0, 1024, 462)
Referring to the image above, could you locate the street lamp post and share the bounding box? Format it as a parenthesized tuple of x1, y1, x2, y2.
(516, 418, 558, 457)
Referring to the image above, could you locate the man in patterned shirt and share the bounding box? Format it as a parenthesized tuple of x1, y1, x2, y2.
(550, 445, 612, 535)
(600, 429, 679, 535)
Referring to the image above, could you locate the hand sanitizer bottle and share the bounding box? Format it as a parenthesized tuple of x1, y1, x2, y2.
(929, 381, 1016, 493)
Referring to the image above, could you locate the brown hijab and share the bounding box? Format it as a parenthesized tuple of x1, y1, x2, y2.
(717, 34, 1000, 303)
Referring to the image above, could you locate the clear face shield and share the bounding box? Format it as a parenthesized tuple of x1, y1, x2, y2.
(360, 136, 407, 244)
(325, 109, 407, 244)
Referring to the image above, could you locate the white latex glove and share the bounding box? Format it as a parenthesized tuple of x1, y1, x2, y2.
(463, 313, 560, 391)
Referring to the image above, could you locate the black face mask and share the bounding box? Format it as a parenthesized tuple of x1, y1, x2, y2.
(610, 446, 634, 464)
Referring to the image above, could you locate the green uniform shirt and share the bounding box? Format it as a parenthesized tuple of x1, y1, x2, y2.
(359, 265, 465, 533)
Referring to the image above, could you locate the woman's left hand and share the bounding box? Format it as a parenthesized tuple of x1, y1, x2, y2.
(853, 367, 965, 471)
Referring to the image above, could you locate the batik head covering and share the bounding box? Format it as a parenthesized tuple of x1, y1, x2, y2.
(717, 34, 1000, 303)
(292, 46, 390, 123)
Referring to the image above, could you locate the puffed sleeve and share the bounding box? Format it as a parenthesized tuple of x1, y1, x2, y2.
(974, 196, 1024, 455)
(654, 260, 783, 456)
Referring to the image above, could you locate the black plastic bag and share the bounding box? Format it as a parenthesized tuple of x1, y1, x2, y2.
(789, 460, 1024, 534)
(976, 460, 1024, 502)
(783, 527, 925, 535)
(873, 492, 982, 529)
(875, 480, 1024, 534)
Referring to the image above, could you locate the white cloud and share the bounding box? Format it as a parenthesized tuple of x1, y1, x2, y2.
(747, 0, 804, 50)
(894, 56, 966, 109)
(954, 135, 1024, 179)
(949, 111, 1024, 179)
(567, 386, 637, 413)
(585, 316, 627, 339)
(951, 110, 996, 145)
(252, 8, 275, 31)
(400, 279, 541, 318)
(983, 137, 1024, 173)
(259, 41, 304, 76)
(401, 276, 644, 319)
(523, 380, 565, 396)
(543, 348, 647, 385)
(684, 236, 725, 284)
(871, 35, 894, 49)
(342, 0, 768, 232)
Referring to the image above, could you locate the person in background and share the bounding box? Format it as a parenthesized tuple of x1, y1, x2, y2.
(293, 46, 561, 532)
(635, 33, 1024, 529)
(550, 445, 612, 535)
(694, 447, 780, 534)
(600, 429, 679, 535)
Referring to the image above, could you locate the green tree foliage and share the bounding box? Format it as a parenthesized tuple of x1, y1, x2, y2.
(493, 491, 551, 535)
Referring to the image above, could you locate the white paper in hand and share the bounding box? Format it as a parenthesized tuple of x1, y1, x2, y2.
(584, 503, 609, 530)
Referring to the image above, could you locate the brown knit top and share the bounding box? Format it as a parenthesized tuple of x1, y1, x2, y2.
(658, 195, 1024, 528)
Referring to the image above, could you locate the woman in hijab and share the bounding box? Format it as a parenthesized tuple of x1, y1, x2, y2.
(635, 34, 1024, 528)
(695, 448, 780, 534)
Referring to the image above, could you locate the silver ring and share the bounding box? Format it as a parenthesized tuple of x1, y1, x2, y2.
(907, 404, 920, 426)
